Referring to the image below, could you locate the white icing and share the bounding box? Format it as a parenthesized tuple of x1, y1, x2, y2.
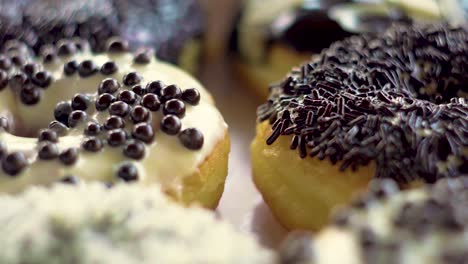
(0, 50, 227, 194)
(0, 183, 275, 264)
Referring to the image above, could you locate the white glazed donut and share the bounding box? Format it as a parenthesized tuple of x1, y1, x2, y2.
(0, 39, 230, 208)
(0, 183, 276, 264)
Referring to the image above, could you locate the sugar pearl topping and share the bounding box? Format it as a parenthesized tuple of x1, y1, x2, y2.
(258, 24, 468, 184)
(0, 39, 226, 194)
(280, 177, 468, 264)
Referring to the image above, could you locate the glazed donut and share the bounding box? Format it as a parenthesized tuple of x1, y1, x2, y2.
(252, 23, 468, 230)
(279, 177, 468, 264)
(0, 39, 229, 208)
(0, 0, 203, 73)
(230, 0, 441, 99)
(0, 183, 276, 263)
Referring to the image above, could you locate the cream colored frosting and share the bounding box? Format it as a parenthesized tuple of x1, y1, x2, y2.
(0, 49, 227, 195)
(0, 183, 276, 264)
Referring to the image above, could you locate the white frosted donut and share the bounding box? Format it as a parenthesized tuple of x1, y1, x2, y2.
(0, 183, 275, 264)
(279, 177, 468, 264)
(0, 39, 229, 208)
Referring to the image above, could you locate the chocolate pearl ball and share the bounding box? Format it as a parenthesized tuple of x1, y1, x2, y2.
(38, 129, 58, 143)
(109, 101, 130, 117)
(38, 142, 59, 160)
(179, 128, 204, 150)
(54, 101, 73, 125)
(160, 115, 181, 135)
(84, 122, 102, 136)
(130, 106, 150, 123)
(116, 163, 139, 182)
(100, 61, 118, 75)
(118, 90, 137, 105)
(22, 63, 39, 76)
(32, 71, 52, 88)
(133, 50, 152, 64)
(182, 88, 201, 105)
(42, 50, 57, 64)
(9, 73, 28, 91)
(20, 85, 41, 105)
(146, 81, 164, 95)
(98, 78, 120, 94)
(0, 55, 11, 70)
(57, 42, 77, 56)
(0, 117, 10, 132)
(2, 152, 27, 176)
(10, 54, 25, 66)
(107, 129, 127, 147)
(123, 72, 142, 86)
(104, 116, 125, 130)
(78, 60, 98, 77)
(132, 84, 146, 96)
(123, 140, 145, 160)
(60, 175, 80, 184)
(107, 38, 129, 53)
(71, 94, 91, 111)
(0, 70, 8, 90)
(160, 84, 182, 102)
(163, 99, 186, 118)
(73, 38, 89, 52)
(141, 94, 161, 111)
(95, 93, 116, 111)
(59, 148, 79, 165)
(68, 110, 87, 128)
(82, 137, 103, 152)
(132, 123, 154, 144)
(64, 60, 79, 75)
(48, 121, 68, 136)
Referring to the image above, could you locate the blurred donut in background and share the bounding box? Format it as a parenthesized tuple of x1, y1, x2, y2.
(0, 0, 204, 73)
(230, 0, 444, 99)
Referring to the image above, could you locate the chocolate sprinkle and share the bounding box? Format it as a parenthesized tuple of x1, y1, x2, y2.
(59, 148, 79, 166)
(100, 61, 118, 75)
(98, 78, 120, 94)
(258, 24, 468, 184)
(38, 142, 59, 160)
(2, 152, 27, 176)
(116, 162, 139, 182)
(141, 93, 161, 111)
(38, 129, 58, 143)
(179, 128, 204, 150)
(123, 140, 145, 160)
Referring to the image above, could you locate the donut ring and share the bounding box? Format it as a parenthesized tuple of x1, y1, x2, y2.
(279, 177, 468, 263)
(0, 38, 229, 208)
(252, 23, 468, 230)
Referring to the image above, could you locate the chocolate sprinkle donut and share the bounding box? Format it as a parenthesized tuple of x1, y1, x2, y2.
(258, 24, 468, 184)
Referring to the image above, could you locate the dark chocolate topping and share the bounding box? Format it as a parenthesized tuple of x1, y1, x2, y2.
(258, 24, 468, 184)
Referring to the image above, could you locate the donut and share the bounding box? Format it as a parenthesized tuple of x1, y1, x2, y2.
(252, 23, 468, 230)
(0, 183, 276, 263)
(0, 38, 229, 208)
(0, 0, 204, 73)
(278, 177, 468, 264)
(230, 0, 441, 99)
